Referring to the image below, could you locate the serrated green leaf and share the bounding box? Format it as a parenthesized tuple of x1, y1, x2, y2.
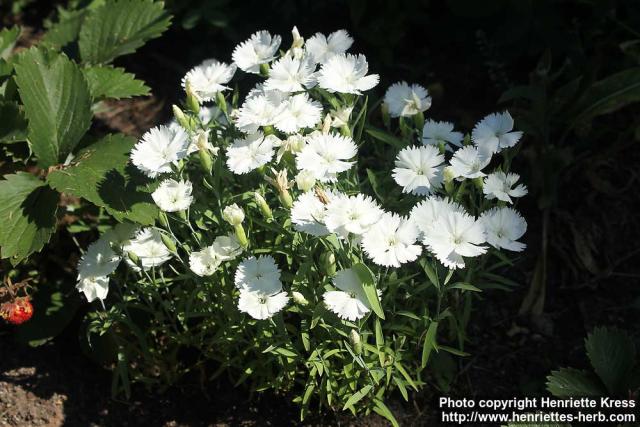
(14, 48, 92, 168)
(352, 262, 384, 319)
(0, 26, 20, 60)
(546, 367, 604, 398)
(0, 101, 27, 143)
(47, 134, 158, 225)
(342, 384, 372, 411)
(585, 327, 636, 395)
(83, 66, 150, 99)
(0, 172, 58, 262)
(41, 8, 88, 49)
(421, 321, 438, 368)
(79, 0, 171, 65)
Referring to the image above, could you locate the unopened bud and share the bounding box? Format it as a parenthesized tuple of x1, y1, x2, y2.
(254, 192, 273, 220)
(185, 80, 200, 114)
(222, 203, 245, 226)
(292, 291, 308, 306)
(319, 252, 336, 276)
(414, 111, 425, 131)
(158, 211, 170, 229)
(160, 233, 177, 253)
(296, 170, 316, 192)
(350, 329, 362, 355)
(259, 63, 270, 77)
(127, 251, 141, 267)
(215, 91, 228, 116)
(234, 224, 248, 248)
(172, 105, 190, 130)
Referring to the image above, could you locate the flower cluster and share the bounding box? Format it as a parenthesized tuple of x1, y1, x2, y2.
(75, 26, 528, 420)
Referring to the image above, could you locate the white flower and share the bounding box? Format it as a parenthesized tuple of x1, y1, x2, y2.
(77, 238, 120, 282)
(422, 212, 487, 269)
(361, 213, 422, 267)
(449, 146, 491, 179)
(325, 193, 383, 238)
(234, 90, 288, 133)
(152, 179, 193, 212)
(181, 59, 236, 103)
(472, 111, 523, 155)
(198, 105, 227, 126)
(238, 288, 289, 320)
(234, 255, 282, 295)
(330, 106, 353, 128)
(296, 132, 357, 182)
(483, 171, 528, 203)
(226, 132, 275, 174)
(273, 93, 322, 134)
(317, 53, 379, 94)
(131, 125, 190, 178)
(122, 228, 173, 270)
(232, 30, 282, 74)
(295, 170, 316, 191)
(291, 190, 336, 236)
(189, 235, 242, 276)
(481, 207, 527, 252)
(305, 30, 353, 64)
(323, 268, 372, 321)
(392, 145, 445, 195)
(264, 55, 317, 93)
(76, 276, 109, 303)
(384, 82, 431, 117)
(410, 197, 465, 237)
(222, 203, 245, 225)
(422, 120, 463, 150)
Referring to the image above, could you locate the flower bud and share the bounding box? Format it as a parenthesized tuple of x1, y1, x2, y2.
(292, 291, 308, 306)
(350, 329, 362, 355)
(265, 168, 294, 209)
(127, 251, 141, 267)
(158, 211, 170, 229)
(172, 105, 191, 130)
(215, 91, 228, 116)
(185, 80, 200, 114)
(319, 252, 336, 276)
(254, 192, 273, 220)
(322, 114, 332, 134)
(259, 63, 270, 77)
(160, 233, 177, 253)
(414, 111, 425, 131)
(295, 170, 316, 192)
(234, 224, 249, 248)
(222, 203, 245, 226)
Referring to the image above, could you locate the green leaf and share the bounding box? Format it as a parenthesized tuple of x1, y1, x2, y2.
(79, 0, 172, 65)
(342, 384, 372, 411)
(14, 48, 92, 168)
(546, 367, 604, 398)
(47, 134, 158, 225)
(352, 262, 384, 319)
(569, 68, 640, 128)
(0, 26, 20, 60)
(585, 327, 636, 395)
(448, 282, 482, 293)
(83, 66, 150, 99)
(419, 258, 440, 289)
(365, 126, 405, 149)
(41, 8, 88, 49)
(375, 318, 385, 365)
(372, 398, 400, 427)
(0, 101, 27, 143)
(421, 321, 438, 368)
(0, 173, 58, 262)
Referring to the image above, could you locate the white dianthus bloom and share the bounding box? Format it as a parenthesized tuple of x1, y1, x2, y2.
(181, 59, 236, 103)
(410, 197, 465, 237)
(232, 30, 282, 74)
(296, 132, 357, 182)
(305, 30, 353, 64)
(324, 193, 383, 238)
(392, 145, 445, 195)
(422, 120, 463, 150)
(131, 125, 190, 178)
(189, 235, 242, 277)
(317, 53, 379, 94)
(152, 179, 193, 212)
(234, 90, 288, 133)
(273, 93, 322, 134)
(122, 228, 173, 270)
(361, 213, 422, 267)
(264, 55, 317, 93)
(483, 171, 528, 203)
(384, 82, 431, 117)
(481, 207, 527, 252)
(76, 275, 110, 303)
(234, 255, 282, 295)
(449, 146, 491, 179)
(472, 111, 523, 155)
(198, 105, 227, 126)
(226, 132, 275, 174)
(238, 288, 289, 320)
(77, 238, 120, 282)
(291, 190, 335, 236)
(323, 268, 372, 321)
(422, 212, 487, 269)
(222, 203, 245, 225)
(295, 169, 316, 191)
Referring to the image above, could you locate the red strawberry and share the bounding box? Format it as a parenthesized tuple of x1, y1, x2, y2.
(1, 297, 33, 325)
